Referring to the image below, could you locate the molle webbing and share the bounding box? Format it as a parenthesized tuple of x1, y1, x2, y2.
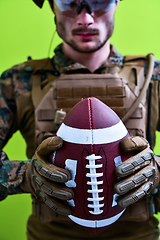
(55, 73, 126, 117)
(33, 68, 147, 146)
(34, 73, 128, 146)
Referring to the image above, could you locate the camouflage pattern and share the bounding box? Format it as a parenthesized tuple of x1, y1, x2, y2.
(0, 150, 29, 200)
(0, 64, 33, 149)
(0, 43, 160, 200)
(54, 44, 123, 73)
(145, 61, 160, 81)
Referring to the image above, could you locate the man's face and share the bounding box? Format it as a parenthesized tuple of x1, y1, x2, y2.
(53, 0, 119, 53)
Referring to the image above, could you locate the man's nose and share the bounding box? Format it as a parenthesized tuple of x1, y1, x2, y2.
(76, 7, 94, 26)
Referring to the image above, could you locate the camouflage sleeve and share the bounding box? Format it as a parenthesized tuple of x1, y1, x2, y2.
(0, 64, 33, 200)
(0, 150, 30, 200)
(0, 69, 17, 148)
(0, 65, 33, 148)
(152, 60, 160, 81)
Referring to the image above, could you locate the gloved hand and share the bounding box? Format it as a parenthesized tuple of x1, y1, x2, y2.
(114, 136, 160, 208)
(21, 136, 74, 216)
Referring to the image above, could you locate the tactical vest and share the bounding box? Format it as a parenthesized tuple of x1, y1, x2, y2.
(31, 54, 155, 224)
(32, 54, 153, 147)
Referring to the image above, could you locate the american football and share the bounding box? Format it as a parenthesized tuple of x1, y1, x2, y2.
(50, 97, 131, 233)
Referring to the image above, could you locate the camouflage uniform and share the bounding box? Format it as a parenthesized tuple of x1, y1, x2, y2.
(0, 43, 160, 239)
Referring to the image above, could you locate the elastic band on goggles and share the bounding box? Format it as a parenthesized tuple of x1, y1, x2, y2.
(54, 0, 116, 15)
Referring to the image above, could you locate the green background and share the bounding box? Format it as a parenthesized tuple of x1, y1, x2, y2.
(0, 0, 160, 239)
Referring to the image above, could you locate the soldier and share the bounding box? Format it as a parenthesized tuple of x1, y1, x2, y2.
(0, 0, 160, 239)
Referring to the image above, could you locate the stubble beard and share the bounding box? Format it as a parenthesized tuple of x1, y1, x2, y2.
(56, 18, 114, 53)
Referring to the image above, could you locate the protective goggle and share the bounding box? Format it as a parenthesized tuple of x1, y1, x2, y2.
(54, 0, 116, 17)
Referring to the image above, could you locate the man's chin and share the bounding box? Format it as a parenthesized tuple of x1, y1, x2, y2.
(68, 40, 105, 54)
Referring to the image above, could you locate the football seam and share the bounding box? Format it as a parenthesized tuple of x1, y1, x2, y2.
(88, 98, 94, 152)
(87, 98, 105, 217)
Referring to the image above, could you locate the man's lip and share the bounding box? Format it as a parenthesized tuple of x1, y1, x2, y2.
(77, 32, 96, 35)
(76, 33, 96, 39)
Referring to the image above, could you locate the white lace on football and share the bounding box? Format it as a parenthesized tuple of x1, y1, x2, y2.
(86, 154, 104, 215)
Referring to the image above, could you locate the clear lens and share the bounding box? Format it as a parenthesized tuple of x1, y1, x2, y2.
(54, 0, 116, 16)
(54, 0, 79, 12)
